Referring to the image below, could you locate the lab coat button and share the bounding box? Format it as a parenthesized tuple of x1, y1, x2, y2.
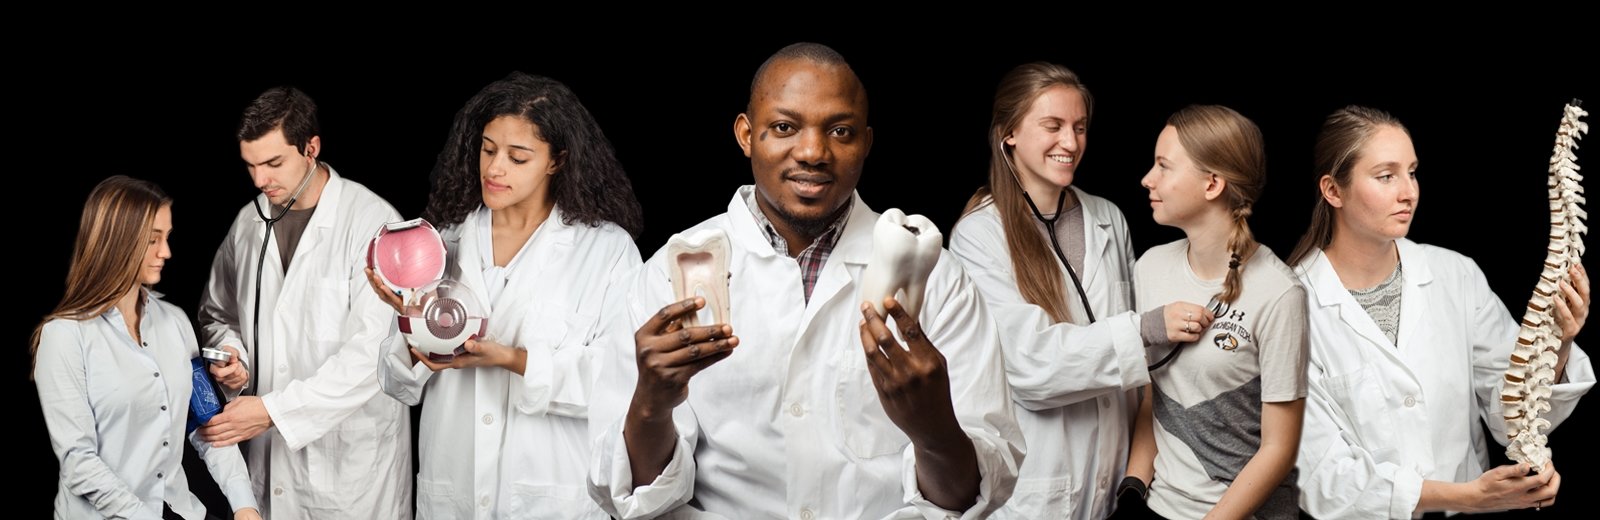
(483, 414, 495, 425)
(789, 403, 804, 417)
(277, 365, 288, 373)
(274, 487, 284, 496)
(800, 508, 814, 520)
(154, 372, 160, 378)
(1404, 395, 1416, 407)
(480, 495, 491, 508)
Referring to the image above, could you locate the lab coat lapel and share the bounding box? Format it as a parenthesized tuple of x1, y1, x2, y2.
(801, 192, 874, 333)
(1393, 239, 1433, 355)
(1076, 187, 1112, 301)
(1308, 250, 1403, 356)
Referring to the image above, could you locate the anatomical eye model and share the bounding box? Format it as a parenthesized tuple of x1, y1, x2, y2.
(369, 219, 487, 361)
(1503, 100, 1587, 473)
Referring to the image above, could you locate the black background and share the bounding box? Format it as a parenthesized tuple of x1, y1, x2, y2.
(15, 31, 1596, 518)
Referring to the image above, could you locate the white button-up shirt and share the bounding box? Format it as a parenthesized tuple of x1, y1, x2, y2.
(588, 188, 1024, 519)
(36, 290, 256, 519)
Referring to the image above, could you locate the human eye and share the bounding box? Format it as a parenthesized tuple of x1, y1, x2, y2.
(773, 122, 795, 134)
(829, 126, 854, 138)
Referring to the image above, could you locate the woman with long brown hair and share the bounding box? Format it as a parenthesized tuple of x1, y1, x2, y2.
(948, 63, 1214, 519)
(1126, 105, 1308, 519)
(1290, 106, 1592, 518)
(33, 176, 260, 519)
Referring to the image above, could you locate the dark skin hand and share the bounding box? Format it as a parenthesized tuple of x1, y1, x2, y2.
(624, 297, 740, 488)
(859, 296, 980, 512)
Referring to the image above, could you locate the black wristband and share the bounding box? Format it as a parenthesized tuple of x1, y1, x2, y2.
(1117, 475, 1149, 501)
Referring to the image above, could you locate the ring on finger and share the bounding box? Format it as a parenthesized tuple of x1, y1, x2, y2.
(689, 344, 700, 358)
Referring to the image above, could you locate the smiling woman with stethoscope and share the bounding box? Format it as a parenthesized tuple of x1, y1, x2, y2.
(947, 62, 1216, 520)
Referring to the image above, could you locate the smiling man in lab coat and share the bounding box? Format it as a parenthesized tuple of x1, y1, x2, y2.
(196, 86, 413, 518)
(587, 43, 1024, 519)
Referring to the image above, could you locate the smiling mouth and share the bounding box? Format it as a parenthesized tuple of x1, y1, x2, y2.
(1049, 154, 1075, 165)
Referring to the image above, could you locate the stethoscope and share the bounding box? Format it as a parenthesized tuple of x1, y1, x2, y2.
(1000, 149, 1097, 324)
(1001, 147, 1186, 371)
(245, 155, 319, 393)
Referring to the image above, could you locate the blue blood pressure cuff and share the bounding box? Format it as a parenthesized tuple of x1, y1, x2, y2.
(187, 357, 224, 433)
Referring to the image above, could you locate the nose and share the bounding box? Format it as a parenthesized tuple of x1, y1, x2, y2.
(484, 152, 507, 178)
(1140, 166, 1158, 191)
(156, 238, 172, 261)
(1060, 133, 1080, 153)
(249, 168, 271, 190)
(1399, 174, 1419, 203)
(793, 128, 828, 167)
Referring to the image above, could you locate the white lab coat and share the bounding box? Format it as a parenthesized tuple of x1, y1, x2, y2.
(379, 205, 640, 519)
(948, 189, 1147, 520)
(198, 166, 412, 519)
(1294, 240, 1595, 519)
(587, 187, 1025, 520)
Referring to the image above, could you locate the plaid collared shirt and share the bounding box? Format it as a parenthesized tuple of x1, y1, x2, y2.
(742, 186, 852, 303)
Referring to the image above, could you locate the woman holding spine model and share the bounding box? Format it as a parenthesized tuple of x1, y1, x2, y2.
(1289, 105, 1594, 518)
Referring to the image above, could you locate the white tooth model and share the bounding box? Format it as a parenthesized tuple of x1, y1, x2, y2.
(667, 228, 731, 328)
(1503, 100, 1587, 473)
(859, 208, 943, 317)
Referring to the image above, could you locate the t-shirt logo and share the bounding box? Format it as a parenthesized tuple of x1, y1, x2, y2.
(1206, 299, 1253, 353)
(1212, 332, 1241, 351)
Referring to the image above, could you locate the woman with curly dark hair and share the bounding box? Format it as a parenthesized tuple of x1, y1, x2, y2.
(368, 71, 642, 519)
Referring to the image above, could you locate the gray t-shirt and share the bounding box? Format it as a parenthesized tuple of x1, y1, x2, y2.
(273, 205, 316, 272)
(1134, 240, 1310, 520)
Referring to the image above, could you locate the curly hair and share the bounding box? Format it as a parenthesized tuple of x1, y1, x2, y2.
(422, 72, 643, 237)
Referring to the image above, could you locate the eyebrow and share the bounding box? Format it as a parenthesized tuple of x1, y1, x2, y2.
(482, 135, 537, 153)
(250, 155, 284, 167)
(774, 107, 858, 125)
(1367, 161, 1416, 172)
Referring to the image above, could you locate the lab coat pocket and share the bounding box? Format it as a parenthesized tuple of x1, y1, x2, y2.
(304, 415, 379, 510)
(835, 358, 911, 460)
(1008, 475, 1076, 516)
(1319, 364, 1397, 457)
(306, 277, 351, 344)
(416, 477, 465, 520)
(516, 303, 579, 351)
(505, 481, 607, 519)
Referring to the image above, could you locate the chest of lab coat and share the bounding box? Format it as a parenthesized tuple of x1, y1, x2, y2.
(199, 169, 412, 518)
(380, 206, 639, 519)
(588, 189, 1024, 520)
(1294, 239, 1594, 519)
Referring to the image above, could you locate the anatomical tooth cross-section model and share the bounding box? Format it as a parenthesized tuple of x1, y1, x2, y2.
(667, 228, 732, 328)
(1503, 100, 1587, 473)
